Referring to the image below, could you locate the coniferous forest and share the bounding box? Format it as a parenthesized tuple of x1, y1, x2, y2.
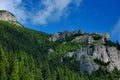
(1, 21, 120, 80)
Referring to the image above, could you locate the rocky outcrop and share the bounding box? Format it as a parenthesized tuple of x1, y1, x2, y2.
(63, 45, 120, 74)
(0, 10, 22, 27)
(85, 36, 94, 45)
(0, 10, 17, 21)
(50, 29, 84, 41)
(71, 35, 87, 43)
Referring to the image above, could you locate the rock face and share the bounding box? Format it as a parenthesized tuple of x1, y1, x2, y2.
(0, 10, 17, 22)
(80, 55, 99, 74)
(107, 47, 120, 71)
(63, 45, 120, 74)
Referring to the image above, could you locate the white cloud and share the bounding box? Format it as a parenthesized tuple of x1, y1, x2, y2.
(33, 0, 82, 25)
(0, 0, 82, 25)
(111, 19, 120, 40)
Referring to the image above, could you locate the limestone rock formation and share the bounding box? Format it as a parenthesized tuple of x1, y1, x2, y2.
(80, 55, 99, 74)
(49, 20, 119, 75)
(107, 47, 120, 71)
(63, 45, 120, 74)
(0, 10, 17, 21)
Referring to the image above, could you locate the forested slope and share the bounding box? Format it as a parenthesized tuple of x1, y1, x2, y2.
(0, 21, 120, 80)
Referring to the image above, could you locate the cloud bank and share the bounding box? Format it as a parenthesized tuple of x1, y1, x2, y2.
(111, 19, 120, 41)
(0, 0, 82, 25)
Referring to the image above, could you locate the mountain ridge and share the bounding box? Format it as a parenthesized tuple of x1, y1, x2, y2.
(0, 10, 120, 80)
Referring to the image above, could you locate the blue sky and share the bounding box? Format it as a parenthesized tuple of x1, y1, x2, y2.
(0, 0, 120, 41)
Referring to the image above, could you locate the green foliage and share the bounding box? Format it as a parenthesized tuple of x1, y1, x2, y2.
(48, 42, 80, 61)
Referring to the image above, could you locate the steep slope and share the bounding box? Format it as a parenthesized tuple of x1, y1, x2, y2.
(0, 21, 50, 58)
(1, 11, 120, 80)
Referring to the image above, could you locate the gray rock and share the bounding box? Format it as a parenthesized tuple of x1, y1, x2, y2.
(84, 36, 94, 45)
(63, 44, 120, 74)
(92, 45, 109, 63)
(74, 48, 99, 74)
(51, 32, 62, 41)
(88, 36, 94, 44)
(80, 55, 99, 74)
(107, 47, 120, 71)
(75, 48, 87, 60)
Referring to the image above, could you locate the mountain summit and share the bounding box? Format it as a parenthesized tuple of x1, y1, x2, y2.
(0, 10, 17, 21)
(0, 10, 22, 27)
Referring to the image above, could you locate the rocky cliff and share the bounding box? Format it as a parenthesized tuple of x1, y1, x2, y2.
(65, 45, 120, 74)
(50, 30, 120, 74)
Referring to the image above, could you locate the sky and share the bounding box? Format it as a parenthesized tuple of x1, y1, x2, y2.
(0, 0, 120, 41)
